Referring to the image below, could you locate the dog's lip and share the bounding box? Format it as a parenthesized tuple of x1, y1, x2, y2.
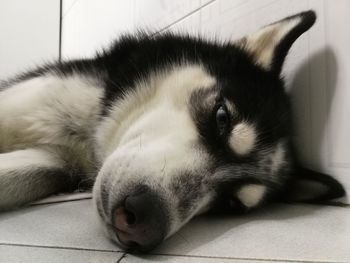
(114, 228, 148, 252)
(113, 228, 134, 250)
(115, 228, 131, 245)
(115, 227, 140, 246)
(113, 226, 159, 253)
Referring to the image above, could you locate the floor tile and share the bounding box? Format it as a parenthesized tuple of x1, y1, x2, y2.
(121, 254, 288, 263)
(152, 204, 350, 263)
(0, 199, 119, 252)
(0, 244, 123, 263)
(1, 199, 349, 263)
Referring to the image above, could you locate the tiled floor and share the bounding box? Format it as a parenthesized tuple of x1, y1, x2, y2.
(1, 196, 349, 263)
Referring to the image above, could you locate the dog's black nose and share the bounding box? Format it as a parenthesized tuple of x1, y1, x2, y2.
(113, 188, 167, 252)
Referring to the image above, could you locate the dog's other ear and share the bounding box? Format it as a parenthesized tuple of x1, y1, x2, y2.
(235, 10, 316, 75)
(284, 167, 346, 203)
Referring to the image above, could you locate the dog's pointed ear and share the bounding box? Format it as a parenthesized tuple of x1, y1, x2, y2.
(284, 167, 346, 203)
(235, 10, 316, 74)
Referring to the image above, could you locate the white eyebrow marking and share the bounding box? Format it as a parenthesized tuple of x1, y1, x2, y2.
(229, 122, 257, 155)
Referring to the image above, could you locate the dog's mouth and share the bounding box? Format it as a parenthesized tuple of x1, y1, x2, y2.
(114, 227, 159, 253)
(113, 226, 144, 252)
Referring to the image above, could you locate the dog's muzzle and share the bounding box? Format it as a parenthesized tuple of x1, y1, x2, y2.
(112, 186, 167, 252)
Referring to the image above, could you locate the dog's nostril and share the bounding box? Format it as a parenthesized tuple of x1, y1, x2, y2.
(125, 208, 136, 225)
(114, 207, 128, 231)
(114, 206, 137, 229)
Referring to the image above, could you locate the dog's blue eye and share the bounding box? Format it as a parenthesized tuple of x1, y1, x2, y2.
(216, 105, 229, 135)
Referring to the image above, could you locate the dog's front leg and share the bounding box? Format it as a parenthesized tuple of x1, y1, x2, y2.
(0, 147, 72, 211)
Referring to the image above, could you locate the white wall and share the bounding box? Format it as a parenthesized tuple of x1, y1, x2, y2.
(61, 0, 210, 58)
(62, 0, 350, 200)
(0, 0, 60, 79)
(62, 0, 135, 59)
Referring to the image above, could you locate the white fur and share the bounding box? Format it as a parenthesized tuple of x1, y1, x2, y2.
(95, 64, 215, 161)
(94, 64, 216, 235)
(237, 184, 266, 208)
(0, 74, 104, 175)
(229, 122, 257, 155)
(237, 17, 301, 69)
(167, 191, 214, 238)
(0, 148, 61, 168)
(0, 148, 64, 210)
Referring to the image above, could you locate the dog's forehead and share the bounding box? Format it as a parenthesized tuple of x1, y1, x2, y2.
(156, 64, 216, 105)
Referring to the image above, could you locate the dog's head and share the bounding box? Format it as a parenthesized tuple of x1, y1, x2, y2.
(93, 11, 345, 252)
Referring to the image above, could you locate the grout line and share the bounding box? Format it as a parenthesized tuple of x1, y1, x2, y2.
(62, 0, 80, 18)
(144, 253, 347, 263)
(30, 196, 92, 206)
(116, 253, 127, 263)
(1, 243, 346, 263)
(58, 0, 63, 62)
(154, 0, 216, 34)
(0, 243, 123, 254)
(322, 0, 333, 175)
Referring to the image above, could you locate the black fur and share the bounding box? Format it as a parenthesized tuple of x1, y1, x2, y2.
(271, 10, 316, 74)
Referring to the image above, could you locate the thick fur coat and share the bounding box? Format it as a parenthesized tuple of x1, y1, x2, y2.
(0, 11, 345, 251)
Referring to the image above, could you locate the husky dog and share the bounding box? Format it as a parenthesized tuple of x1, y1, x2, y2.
(0, 11, 345, 252)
